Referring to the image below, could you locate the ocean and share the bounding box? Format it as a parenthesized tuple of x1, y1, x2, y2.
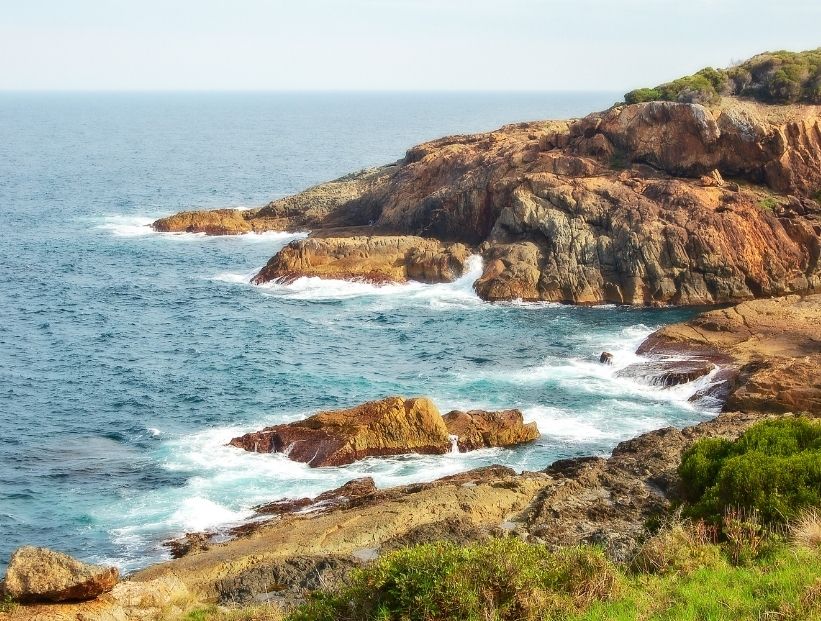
(0, 92, 714, 572)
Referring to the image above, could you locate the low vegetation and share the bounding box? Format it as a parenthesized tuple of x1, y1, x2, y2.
(678, 417, 821, 525)
(624, 48, 821, 105)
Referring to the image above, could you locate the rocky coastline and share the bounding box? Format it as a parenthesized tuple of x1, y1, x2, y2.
(4, 52, 821, 620)
(4, 293, 819, 620)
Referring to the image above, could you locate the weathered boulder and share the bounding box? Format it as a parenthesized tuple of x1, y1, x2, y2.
(2, 546, 119, 603)
(442, 409, 539, 452)
(229, 397, 451, 466)
(252, 236, 470, 285)
(614, 359, 715, 387)
(229, 398, 541, 466)
(600, 352, 614, 365)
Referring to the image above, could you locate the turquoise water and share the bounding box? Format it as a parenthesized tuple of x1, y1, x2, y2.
(0, 92, 713, 572)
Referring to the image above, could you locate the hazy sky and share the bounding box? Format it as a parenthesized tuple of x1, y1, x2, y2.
(1, 0, 819, 91)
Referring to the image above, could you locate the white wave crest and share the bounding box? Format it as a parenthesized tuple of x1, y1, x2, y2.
(257, 255, 485, 308)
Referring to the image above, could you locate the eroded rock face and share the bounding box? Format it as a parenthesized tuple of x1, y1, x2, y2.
(442, 409, 539, 452)
(229, 397, 540, 466)
(2, 546, 119, 603)
(252, 236, 470, 285)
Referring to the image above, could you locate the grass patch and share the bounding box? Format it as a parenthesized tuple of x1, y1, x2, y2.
(757, 197, 780, 211)
(0, 594, 18, 614)
(182, 604, 283, 621)
(288, 539, 617, 621)
(282, 529, 821, 621)
(624, 47, 821, 105)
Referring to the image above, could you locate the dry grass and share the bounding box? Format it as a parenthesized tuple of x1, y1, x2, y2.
(631, 516, 721, 574)
(793, 509, 821, 550)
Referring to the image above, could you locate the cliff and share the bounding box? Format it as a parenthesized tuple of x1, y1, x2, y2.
(154, 96, 821, 305)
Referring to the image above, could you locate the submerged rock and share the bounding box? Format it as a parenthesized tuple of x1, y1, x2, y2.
(2, 546, 119, 603)
(615, 359, 715, 387)
(229, 397, 539, 466)
(442, 409, 539, 452)
(251, 235, 470, 285)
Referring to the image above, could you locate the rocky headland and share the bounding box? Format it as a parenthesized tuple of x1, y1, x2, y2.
(155, 96, 820, 306)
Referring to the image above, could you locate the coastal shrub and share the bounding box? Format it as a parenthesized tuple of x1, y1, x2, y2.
(285, 535, 821, 621)
(679, 418, 821, 525)
(287, 538, 617, 621)
(623, 47, 821, 105)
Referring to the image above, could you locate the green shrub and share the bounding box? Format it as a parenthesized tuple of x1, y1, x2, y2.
(623, 47, 821, 105)
(679, 418, 821, 525)
(758, 197, 779, 211)
(287, 539, 617, 621)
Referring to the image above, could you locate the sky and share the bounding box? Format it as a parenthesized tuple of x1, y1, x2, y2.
(1, 0, 819, 92)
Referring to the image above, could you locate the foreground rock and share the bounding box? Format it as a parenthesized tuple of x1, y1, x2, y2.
(252, 235, 470, 285)
(229, 397, 540, 466)
(1, 547, 119, 603)
(638, 294, 821, 414)
(156, 92, 820, 304)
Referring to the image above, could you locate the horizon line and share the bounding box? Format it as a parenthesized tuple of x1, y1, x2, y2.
(0, 88, 624, 95)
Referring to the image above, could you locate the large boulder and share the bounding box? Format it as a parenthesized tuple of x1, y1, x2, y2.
(229, 397, 540, 467)
(443, 409, 539, 452)
(251, 235, 470, 285)
(2, 546, 119, 603)
(229, 396, 451, 466)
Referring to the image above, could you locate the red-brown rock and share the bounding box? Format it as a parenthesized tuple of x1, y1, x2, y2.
(442, 409, 539, 452)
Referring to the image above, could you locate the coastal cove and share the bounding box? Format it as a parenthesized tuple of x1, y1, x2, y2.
(0, 92, 722, 573)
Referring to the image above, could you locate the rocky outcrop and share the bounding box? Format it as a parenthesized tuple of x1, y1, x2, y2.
(442, 409, 539, 452)
(637, 294, 821, 413)
(229, 397, 450, 466)
(252, 236, 470, 285)
(229, 397, 540, 466)
(1, 547, 119, 603)
(155, 96, 820, 305)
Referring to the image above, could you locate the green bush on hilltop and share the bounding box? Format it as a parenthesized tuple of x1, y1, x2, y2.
(624, 48, 821, 105)
(679, 417, 821, 525)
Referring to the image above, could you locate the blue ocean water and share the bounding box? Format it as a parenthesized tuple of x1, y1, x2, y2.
(0, 92, 713, 572)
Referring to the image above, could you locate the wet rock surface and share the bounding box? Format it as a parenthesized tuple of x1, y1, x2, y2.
(614, 358, 716, 387)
